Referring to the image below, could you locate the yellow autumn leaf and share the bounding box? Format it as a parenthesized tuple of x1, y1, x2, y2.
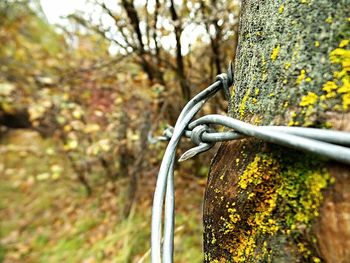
(0, 82, 15, 96)
(84, 124, 100, 133)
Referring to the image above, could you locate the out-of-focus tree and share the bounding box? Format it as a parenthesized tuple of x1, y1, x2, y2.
(0, 1, 141, 198)
(0, 0, 241, 202)
(197, 0, 240, 78)
(70, 0, 241, 103)
(0, 0, 65, 129)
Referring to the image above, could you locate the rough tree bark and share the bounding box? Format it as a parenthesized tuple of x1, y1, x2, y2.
(204, 1, 350, 262)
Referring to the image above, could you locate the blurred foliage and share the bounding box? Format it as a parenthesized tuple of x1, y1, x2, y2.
(0, 130, 205, 262)
(0, 0, 240, 262)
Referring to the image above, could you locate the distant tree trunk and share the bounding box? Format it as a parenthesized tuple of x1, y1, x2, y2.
(169, 0, 191, 101)
(153, 0, 161, 68)
(117, 111, 130, 178)
(67, 154, 92, 196)
(199, 0, 228, 111)
(123, 111, 150, 218)
(120, 0, 164, 85)
(202, 0, 223, 77)
(204, 1, 350, 262)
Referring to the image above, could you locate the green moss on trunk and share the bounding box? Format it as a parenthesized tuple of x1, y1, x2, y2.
(230, 0, 350, 126)
(204, 0, 350, 262)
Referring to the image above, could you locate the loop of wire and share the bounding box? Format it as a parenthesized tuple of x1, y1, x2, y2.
(151, 63, 350, 263)
(178, 124, 214, 162)
(191, 124, 210, 145)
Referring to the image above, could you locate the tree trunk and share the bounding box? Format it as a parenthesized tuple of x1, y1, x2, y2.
(117, 111, 130, 178)
(123, 111, 150, 218)
(204, 1, 350, 262)
(169, 0, 191, 102)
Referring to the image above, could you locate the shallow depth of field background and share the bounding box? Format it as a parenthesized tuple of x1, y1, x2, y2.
(0, 0, 240, 262)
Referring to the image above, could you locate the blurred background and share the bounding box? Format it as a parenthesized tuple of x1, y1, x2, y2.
(0, 0, 240, 262)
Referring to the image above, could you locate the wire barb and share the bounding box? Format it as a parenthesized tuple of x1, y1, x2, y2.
(215, 61, 234, 103)
(179, 124, 214, 162)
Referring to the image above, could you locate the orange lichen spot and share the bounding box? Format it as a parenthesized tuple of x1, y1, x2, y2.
(297, 243, 308, 253)
(342, 93, 350, 110)
(322, 81, 337, 93)
(288, 111, 297, 126)
(239, 88, 251, 118)
(300, 92, 318, 107)
(284, 62, 291, 70)
(254, 116, 262, 125)
(278, 4, 284, 14)
(248, 192, 255, 200)
(328, 43, 350, 110)
(296, 69, 307, 84)
(322, 81, 338, 99)
(262, 73, 268, 81)
(288, 120, 295, 126)
(271, 44, 280, 61)
(325, 16, 333, 24)
(330, 48, 350, 68)
(238, 154, 279, 190)
(339, 39, 350, 48)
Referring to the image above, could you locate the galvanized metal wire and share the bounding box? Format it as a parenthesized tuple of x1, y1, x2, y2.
(151, 80, 223, 263)
(151, 64, 350, 263)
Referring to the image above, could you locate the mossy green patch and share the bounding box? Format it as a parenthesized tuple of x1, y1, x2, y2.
(230, 0, 350, 126)
(207, 0, 350, 261)
(0, 244, 5, 263)
(239, 87, 251, 119)
(217, 151, 332, 262)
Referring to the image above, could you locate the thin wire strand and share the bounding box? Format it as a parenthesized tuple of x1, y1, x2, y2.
(162, 159, 174, 263)
(164, 125, 350, 146)
(151, 81, 222, 262)
(188, 115, 350, 165)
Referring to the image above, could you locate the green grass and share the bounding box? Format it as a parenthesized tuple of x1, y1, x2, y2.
(0, 244, 5, 263)
(0, 130, 204, 262)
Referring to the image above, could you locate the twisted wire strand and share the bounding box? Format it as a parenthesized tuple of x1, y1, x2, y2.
(187, 115, 350, 164)
(160, 123, 350, 162)
(163, 124, 350, 146)
(151, 80, 224, 262)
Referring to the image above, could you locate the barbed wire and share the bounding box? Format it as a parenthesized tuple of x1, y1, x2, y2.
(151, 63, 350, 263)
(160, 120, 350, 163)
